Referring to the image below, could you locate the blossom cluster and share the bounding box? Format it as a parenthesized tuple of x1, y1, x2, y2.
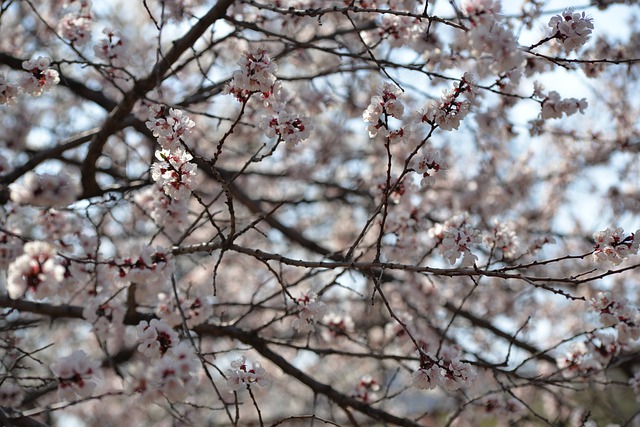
(590, 291, 640, 343)
(1, 56, 61, 105)
(430, 216, 481, 267)
(484, 220, 520, 259)
(352, 375, 380, 402)
(151, 148, 198, 200)
(135, 184, 189, 239)
(226, 355, 270, 391)
(157, 289, 214, 329)
(556, 331, 619, 376)
(108, 245, 175, 303)
(145, 104, 195, 151)
(7, 241, 66, 300)
(363, 83, 404, 138)
(83, 295, 127, 340)
(10, 171, 80, 207)
(94, 28, 127, 78)
(421, 73, 476, 131)
(539, 89, 588, 120)
(260, 110, 313, 146)
(413, 150, 447, 187)
(292, 292, 327, 333)
(592, 226, 639, 265)
(130, 341, 200, 402)
(548, 8, 594, 53)
(50, 350, 101, 401)
(18, 56, 60, 97)
(412, 345, 477, 392)
(224, 48, 277, 101)
(137, 318, 180, 358)
(58, 0, 93, 46)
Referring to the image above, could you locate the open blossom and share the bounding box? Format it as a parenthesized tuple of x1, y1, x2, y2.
(147, 342, 200, 401)
(7, 241, 65, 300)
(226, 356, 270, 391)
(137, 318, 179, 358)
(224, 48, 277, 101)
(145, 104, 195, 150)
(157, 290, 214, 328)
(151, 148, 197, 200)
(292, 292, 327, 333)
(412, 364, 441, 390)
(0, 73, 18, 105)
(18, 56, 60, 96)
(413, 150, 447, 187)
(10, 171, 79, 207)
(421, 73, 476, 131)
(540, 90, 588, 120)
(50, 350, 101, 401)
(261, 111, 313, 145)
(363, 83, 404, 138)
(58, 0, 93, 46)
(548, 8, 594, 53)
(82, 296, 126, 339)
(431, 217, 481, 267)
(94, 28, 127, 77)
(590, 292, 640, 343)
(484, 220, 520, 259)
(592, 227, 639, 265)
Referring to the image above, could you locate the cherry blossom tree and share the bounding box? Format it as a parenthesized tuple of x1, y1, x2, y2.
(1, 0, 640, 426)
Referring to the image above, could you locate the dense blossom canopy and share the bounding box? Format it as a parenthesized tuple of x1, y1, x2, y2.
(1, 0, 640, 426)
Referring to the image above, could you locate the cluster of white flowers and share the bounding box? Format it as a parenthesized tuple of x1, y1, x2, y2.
(0, 381, 23, 407)
(18, 57, 60, 97)
(421, 73, 476, 131)
(323, 312, 354, 338)
(145, 104, 195, 150)
(147, 342, 200, 401)
(150, 148, 198, 200)
(539, 90, 588, 120)
(10, 171, 80, 207)
(137, 318, 180, 358)
(375, 15, 421, 48)
(412, 345, 477, 392)
(292, 292, 327, 333)
(430, 216, 481, 267)
(83, 296, 126, 340)
(129, 341, 200, 402)
(135, 185, 189, 239)
(484, 220, 520, 259)
(353, 375, 380, 403)
(58, 0, 93, 46)
(461, 0, 501, 26)
(362, 83, 404, 138)
(7, 241, 66, 300)
(548, 8, 594, 53)
(109, 245, 175, 302)
(478, 395, 525, 421)
(50, 350, 101, 401)
(590, 292, 640, 343)
(224, 48, 277, 101)
(0, 73, 19, 105)
(413, 150, 447, 187)
(93, 28, 127, 77)
(260, 111, 313, 145)
(592, 227, 639, 265)
(226, 355, 270, 391)
(556, 331, 619, 377)
(157, 290, 214, 329)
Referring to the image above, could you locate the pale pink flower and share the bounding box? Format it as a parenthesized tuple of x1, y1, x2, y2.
(50, 350, 101, 401)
